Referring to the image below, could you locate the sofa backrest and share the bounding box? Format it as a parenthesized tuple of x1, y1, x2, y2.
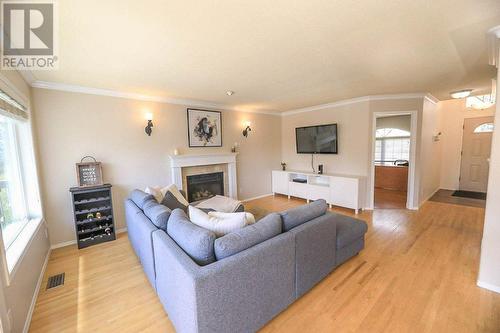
(167, 209, 216, 266)
(214, 213, 282, 260)
(280, 199, 328, 231)
(143, 200, 171, 231)
(129, 189, 155, 209)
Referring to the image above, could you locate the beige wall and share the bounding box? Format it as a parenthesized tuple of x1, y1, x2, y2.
(437, 99, 496, 190)
(478, 56, 500, 292)
(281, 97, 434, 208)
(32, 88, 281, 246)
(0, 71, 50, 333)
(419, 98, 442, 203)
(281, 101, 371, 176)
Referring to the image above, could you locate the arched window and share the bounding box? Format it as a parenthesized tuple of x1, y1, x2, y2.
(473, 123, 494, 133)
(375, 128, 410, 163)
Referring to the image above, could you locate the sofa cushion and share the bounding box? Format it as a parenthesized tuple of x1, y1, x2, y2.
(335, 214, 368, 249)
(280, 199, 328, 232)
(167, 209, 216, 266)
(143, 201, 171, 231)
(129, 189, 155, 209)
(214, 213, 282, 260)
(188, 205, 248, 237)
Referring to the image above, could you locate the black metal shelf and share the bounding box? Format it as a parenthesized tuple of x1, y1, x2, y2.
(76, 215, 113, 225)
(70, 184, 115, 249)
(78, 223, 114, 235)
(74, 196, 111, 205)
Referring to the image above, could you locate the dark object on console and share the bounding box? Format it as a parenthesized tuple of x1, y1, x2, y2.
(318, 164, 324, 174)
(292, 178, 307, 183)
(393, 159, 409, 166)
(70, 184, 115, 249)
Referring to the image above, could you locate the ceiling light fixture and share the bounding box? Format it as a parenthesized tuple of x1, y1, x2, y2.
(450, 89, 473, 99)
(226, 91, 235, 96)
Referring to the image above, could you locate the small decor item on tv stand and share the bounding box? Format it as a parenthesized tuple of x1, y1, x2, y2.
(70, 183, 115, 249)
(281, 162, 287, 171)
(76, 156, 103, 187)
(318, 164, 324, 174)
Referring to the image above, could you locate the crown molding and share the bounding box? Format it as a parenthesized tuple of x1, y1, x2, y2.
(30, 80, 281, 116)
(487, 26, 500, 68)
(28, 79, 440, 117)
(281, 93, 439, 116)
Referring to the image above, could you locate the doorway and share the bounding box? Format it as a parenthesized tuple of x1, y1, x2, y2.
(370, 112, 417, 210)
(458, 116, 494, 194)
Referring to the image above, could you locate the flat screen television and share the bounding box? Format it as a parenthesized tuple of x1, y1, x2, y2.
(295, 123, 338, 154)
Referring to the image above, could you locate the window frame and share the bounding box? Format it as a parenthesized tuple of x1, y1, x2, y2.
(375, 128, 411, 163)
(0, 74, 43, 285)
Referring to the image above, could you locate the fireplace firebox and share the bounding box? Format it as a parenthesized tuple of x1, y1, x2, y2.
(186, 172, 224, 202)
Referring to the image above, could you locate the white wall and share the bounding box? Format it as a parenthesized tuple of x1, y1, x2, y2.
(0, 71, 50, 333)
(478, 51, 500, 293)
(32, 88, 282, 246)
(438, 99, 496, 190)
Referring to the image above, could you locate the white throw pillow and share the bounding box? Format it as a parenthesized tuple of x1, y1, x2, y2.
(144, 186, 163, 203)
(160, 184, 189, 207)
(188, 206, 247, 237)
(208, 211, 256, 225)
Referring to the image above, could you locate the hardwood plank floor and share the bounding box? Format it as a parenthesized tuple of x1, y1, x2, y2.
(374, 188, 407, 209)
(29, 195, 500, 332)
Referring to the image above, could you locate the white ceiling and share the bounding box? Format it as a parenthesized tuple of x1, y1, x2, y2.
(30, 0, 500, 112)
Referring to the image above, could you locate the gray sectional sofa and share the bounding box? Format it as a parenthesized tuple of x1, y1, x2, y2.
(125, 190, 367, 333)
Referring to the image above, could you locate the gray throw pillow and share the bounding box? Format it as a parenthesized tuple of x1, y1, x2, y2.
(161, 191, 188, 212)
(280, 199, 328, 231)
(167, 209, 216, 266)
(214, 213, 282, 260)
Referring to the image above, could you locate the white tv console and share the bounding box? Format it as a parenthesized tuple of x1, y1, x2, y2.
(272, 170, 366, 214)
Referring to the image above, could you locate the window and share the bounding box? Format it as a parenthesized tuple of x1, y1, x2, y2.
(375, 128, 410, 163)
(466, 94, 495, 110)
(473, 123, 494, 133)
(0, 87, 41, 273)
(0, 116, 29, 250)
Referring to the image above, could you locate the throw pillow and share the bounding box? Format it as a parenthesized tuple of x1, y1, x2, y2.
(188, 205, 247, 237)
(208, 211, 256, 225)
(144, 186, 163, 203)
(160, 184, 189, 212)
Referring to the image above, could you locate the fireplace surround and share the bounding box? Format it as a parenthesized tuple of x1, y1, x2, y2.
(169, 153, 238, 199)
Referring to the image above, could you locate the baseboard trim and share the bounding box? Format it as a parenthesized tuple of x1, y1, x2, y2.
(22, 247, 51, 333)
(50, 228, 128, 249)
(50, 240, 76, 250)
(241, 193, 273, 202)
(477, 280, 500, 294)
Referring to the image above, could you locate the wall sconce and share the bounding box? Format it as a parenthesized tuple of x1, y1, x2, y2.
(145, 113, 154, 136)
(242, 121, 252, 138)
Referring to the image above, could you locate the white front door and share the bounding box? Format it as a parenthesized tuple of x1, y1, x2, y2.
(459, 116, 494, 192)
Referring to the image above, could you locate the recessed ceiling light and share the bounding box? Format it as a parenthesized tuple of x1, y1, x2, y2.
(226, 91, 235, 96)
(450, 89, 473, 99)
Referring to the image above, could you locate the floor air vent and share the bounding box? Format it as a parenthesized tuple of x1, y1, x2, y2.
(46, 273, 65, 290)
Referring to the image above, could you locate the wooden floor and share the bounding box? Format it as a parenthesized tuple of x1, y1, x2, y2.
(29, 195, 500, 333)
(374, 188, 407, 209)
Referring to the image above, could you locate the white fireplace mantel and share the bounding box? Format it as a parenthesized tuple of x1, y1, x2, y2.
(169, 153, 238, 199)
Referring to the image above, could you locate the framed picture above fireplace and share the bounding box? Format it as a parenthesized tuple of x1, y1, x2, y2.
(187, 108, 222, 147)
